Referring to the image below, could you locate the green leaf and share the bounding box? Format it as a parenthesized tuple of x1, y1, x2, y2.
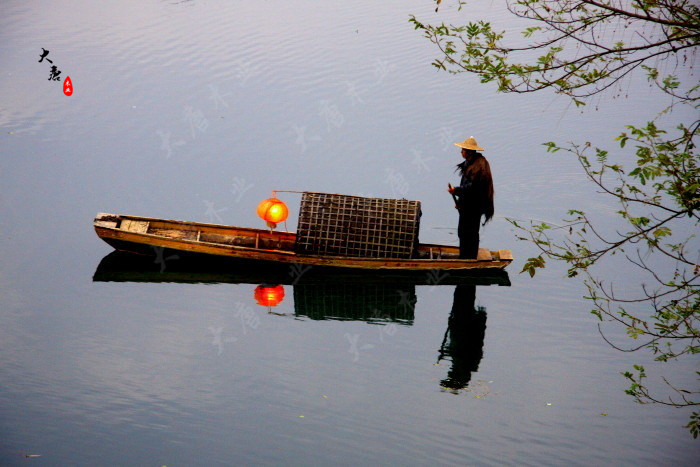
(653, 226, 672, 238)
(520, 255, 546, 277)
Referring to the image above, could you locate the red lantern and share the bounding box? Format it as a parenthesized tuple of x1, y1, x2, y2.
(254, 284, 285, 307)
(256, 198, 289, 228)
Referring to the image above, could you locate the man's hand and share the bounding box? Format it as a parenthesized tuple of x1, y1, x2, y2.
(447, 183, 458, 209)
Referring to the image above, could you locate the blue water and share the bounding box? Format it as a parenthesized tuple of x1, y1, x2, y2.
(1, 1, 697, 465)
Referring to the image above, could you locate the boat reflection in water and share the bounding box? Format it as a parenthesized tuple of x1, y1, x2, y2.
(293, 282, 417, 324)
(93, 251, 508, 391)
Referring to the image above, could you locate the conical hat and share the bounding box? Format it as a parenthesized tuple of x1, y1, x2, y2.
(453, 136, 484, 151)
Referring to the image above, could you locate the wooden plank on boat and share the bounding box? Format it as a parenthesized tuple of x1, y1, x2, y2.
(150, 226, 198, 240)
(477, 248, 492, 261)
(121, 219, 149, 233)
(498, 249, 513, 260)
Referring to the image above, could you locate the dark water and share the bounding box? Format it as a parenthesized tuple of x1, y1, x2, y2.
(1, 1, 697, 465)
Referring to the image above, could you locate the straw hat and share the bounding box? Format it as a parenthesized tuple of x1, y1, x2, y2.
(454, 136, 484, 151)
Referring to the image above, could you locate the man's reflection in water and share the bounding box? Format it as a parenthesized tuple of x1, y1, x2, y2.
(437, 284, 487, 392)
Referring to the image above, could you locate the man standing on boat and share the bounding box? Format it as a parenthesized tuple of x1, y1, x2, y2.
(447, 136, 494, 259)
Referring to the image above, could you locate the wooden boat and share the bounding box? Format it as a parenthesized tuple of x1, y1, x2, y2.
(94, 213, 513, 272)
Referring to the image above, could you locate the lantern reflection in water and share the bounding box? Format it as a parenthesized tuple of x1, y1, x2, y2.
(254, 284, 286, 307)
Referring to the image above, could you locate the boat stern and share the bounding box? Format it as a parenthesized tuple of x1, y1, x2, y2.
(94, 213, 120, 229)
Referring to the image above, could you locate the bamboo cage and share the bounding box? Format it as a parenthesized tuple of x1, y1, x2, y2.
(294, 192, 422, 259)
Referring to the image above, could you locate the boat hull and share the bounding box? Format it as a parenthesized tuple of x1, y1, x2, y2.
(94, 213, 513, 272)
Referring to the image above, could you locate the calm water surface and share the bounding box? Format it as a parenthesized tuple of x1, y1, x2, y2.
(1, 1, 697, 465)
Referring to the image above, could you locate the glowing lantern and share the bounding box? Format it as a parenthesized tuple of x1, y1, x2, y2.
(254, 284, 285, 307)
(256, 198, 289, 229)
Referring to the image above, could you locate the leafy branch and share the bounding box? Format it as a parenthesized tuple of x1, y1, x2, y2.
(412, 0, 699, 435)
(410, 0, 700, 102)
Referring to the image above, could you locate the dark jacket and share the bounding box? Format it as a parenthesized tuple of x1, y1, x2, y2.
(453, 153, 494, 223)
